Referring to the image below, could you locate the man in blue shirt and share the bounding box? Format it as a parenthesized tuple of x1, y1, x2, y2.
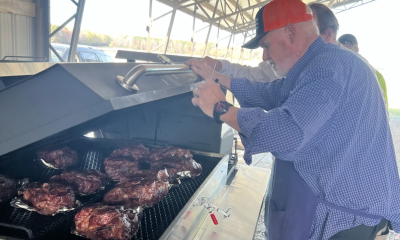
(185, 0, 400, 239)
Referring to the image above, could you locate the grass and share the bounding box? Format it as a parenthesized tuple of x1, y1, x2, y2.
(389, 108, 400, 118)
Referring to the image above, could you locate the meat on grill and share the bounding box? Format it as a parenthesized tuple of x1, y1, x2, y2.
(109, 144, 150, 161)
(74, 204, 141, 240)
(0, 174, 17, 203)
(20, 182, 76, 215)
(50, 170, 108, 195)
(149, 146, 193, 162)
(104, 157, 169, 183)
(37, 147, 78, 169)
(103, 180, 169, 209)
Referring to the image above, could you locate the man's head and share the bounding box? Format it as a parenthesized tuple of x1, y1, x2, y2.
(242, 0, 319, 77)
(308, 3, 339, 44)
(338, 34, 359, 53)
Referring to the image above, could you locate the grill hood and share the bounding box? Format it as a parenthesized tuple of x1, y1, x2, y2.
(0, 62, 204, 156)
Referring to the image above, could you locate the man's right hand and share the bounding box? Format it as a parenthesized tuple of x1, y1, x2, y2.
(203, 56, 222, 71)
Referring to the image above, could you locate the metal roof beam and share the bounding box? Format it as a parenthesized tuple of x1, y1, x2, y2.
(205, 1, 266, 23)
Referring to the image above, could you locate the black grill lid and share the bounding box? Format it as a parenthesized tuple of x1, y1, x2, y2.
(0, 63, 201, 156)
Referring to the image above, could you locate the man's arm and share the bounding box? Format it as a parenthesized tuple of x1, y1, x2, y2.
(186, 59, 282, 110)
(220, 60, 276, 83)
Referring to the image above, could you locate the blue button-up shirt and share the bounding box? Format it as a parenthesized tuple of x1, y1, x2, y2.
(231, 37, 400, 239)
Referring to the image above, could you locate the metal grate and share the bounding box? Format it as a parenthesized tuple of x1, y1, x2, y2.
(0, 139, 220, 240)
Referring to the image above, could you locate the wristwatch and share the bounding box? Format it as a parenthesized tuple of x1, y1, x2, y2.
(213, 101, 233, 124)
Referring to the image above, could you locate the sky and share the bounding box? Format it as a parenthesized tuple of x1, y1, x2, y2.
(50, 0, 400, 109)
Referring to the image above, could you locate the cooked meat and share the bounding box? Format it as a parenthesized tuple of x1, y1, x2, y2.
(149, 146, 193, 162)
(74, 204, 141, 240)
(104, 157, 139, 181)
(109, 144, 149, 161)
(50, 170, 108, 195)
(151, 158, 202, 178)
(104, 157, 169, 183)
(0, 174, 17, 203)
(103, 180, 169, 209)
(20, 182, 76, 215)
(37, 147, 78, 169)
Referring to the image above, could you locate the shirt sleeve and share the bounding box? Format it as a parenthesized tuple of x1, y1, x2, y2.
(237, 67, 343, 162)
(220, 60, 273, 82)
(230, 77, 283, 110)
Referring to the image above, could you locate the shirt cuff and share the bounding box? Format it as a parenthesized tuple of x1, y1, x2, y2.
(237, 107, 263, 139)
(220, 60, 231, 75)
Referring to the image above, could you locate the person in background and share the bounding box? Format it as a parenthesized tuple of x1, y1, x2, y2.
(339, 33, 389, 109)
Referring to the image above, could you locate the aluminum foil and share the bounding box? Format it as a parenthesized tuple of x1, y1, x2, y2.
(39, 158, 59, 169)
(10, 197, 82, 216)
(176, 171, 192, 178)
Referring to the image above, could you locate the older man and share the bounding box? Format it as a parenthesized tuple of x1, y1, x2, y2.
(185, 0, 400, 239)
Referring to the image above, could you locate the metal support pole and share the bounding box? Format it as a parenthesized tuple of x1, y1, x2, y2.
(230, 34, 235, 62)
(146, 0, 153, 52)
(215, 20, 221, 59)
(225, 0, 240, 59)
(190, 3, 197, 57)
(36, 0, 50, 62)
(68, 0, 86, 62)
(163, 6, 177, 54)
(202, 0, 220, 57)
(239, 33, 247, 64)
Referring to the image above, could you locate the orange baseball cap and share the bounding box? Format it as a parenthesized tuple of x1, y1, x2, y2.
(242, 0, 313, 49)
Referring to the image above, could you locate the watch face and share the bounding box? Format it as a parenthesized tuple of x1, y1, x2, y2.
(216, 102, 228, 113)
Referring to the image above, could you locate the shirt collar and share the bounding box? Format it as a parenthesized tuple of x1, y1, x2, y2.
(285, 37, 325, 81)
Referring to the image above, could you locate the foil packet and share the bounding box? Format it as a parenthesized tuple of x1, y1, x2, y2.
(39, 158, 60, 169)
(10, 197, 82, 216)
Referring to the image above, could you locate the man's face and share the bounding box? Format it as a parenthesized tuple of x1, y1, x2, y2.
(259, 28, 294, 77)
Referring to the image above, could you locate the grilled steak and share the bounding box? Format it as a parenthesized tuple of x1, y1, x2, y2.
(20, 182, 76, 215)
(50, 170, 108, 195)
(149, 146, 192, 162)
(37, 147, 78, 169)
(109, 144, 150, 161)
(74, 204, 141, 240)
(104, 156, 169, 182)
(103, 180, 169, 209)
(0, 174, 17, 203)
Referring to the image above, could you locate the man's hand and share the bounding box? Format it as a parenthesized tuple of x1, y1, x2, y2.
(185, 58, 219, 80)
(192, 78, 226, 117)
(203, 57, 222, 71)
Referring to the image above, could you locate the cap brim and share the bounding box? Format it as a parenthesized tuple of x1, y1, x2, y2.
(242, 33, 267, 49)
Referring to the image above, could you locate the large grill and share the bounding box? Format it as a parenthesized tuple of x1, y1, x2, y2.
(0, 138, 223, 240)
(0, 62, 234, 240)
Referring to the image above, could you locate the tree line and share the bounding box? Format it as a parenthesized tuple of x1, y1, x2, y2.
(50, 25, 262, 61)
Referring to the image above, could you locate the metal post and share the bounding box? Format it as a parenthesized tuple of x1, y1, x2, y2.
(191, 3, 197, 57)
(230, 34, 235, 62)
(36, 0, 50, 62)
(163, 6, 177, 54)
(147, 0, 153, 52)
(225, 0, 240, 59)
(239, 33, 247, 64)
(68, 0, 86, 62)
(215, 20, 221, 59)
(202, 0, 220, 57)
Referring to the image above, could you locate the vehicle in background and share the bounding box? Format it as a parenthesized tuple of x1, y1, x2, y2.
(50, 43, 113, 62)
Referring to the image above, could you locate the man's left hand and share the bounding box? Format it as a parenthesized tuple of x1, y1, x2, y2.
(192, 78, 226, 117)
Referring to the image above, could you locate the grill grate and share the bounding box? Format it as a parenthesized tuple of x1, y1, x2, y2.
(0, 138, 220, 240)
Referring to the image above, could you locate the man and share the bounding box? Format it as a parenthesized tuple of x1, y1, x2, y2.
(339, 33, 388, 109)
(202, 2, 340, 82)
(185, 0, 400, 239)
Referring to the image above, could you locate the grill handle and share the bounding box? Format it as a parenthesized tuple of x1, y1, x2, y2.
(116, 64, 193, 92)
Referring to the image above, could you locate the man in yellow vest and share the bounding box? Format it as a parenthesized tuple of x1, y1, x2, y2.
(339, 34, 388, 109)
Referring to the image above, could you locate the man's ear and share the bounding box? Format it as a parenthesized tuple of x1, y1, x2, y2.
(324, 28, 334, 42)
(284, 24, 296, 43)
